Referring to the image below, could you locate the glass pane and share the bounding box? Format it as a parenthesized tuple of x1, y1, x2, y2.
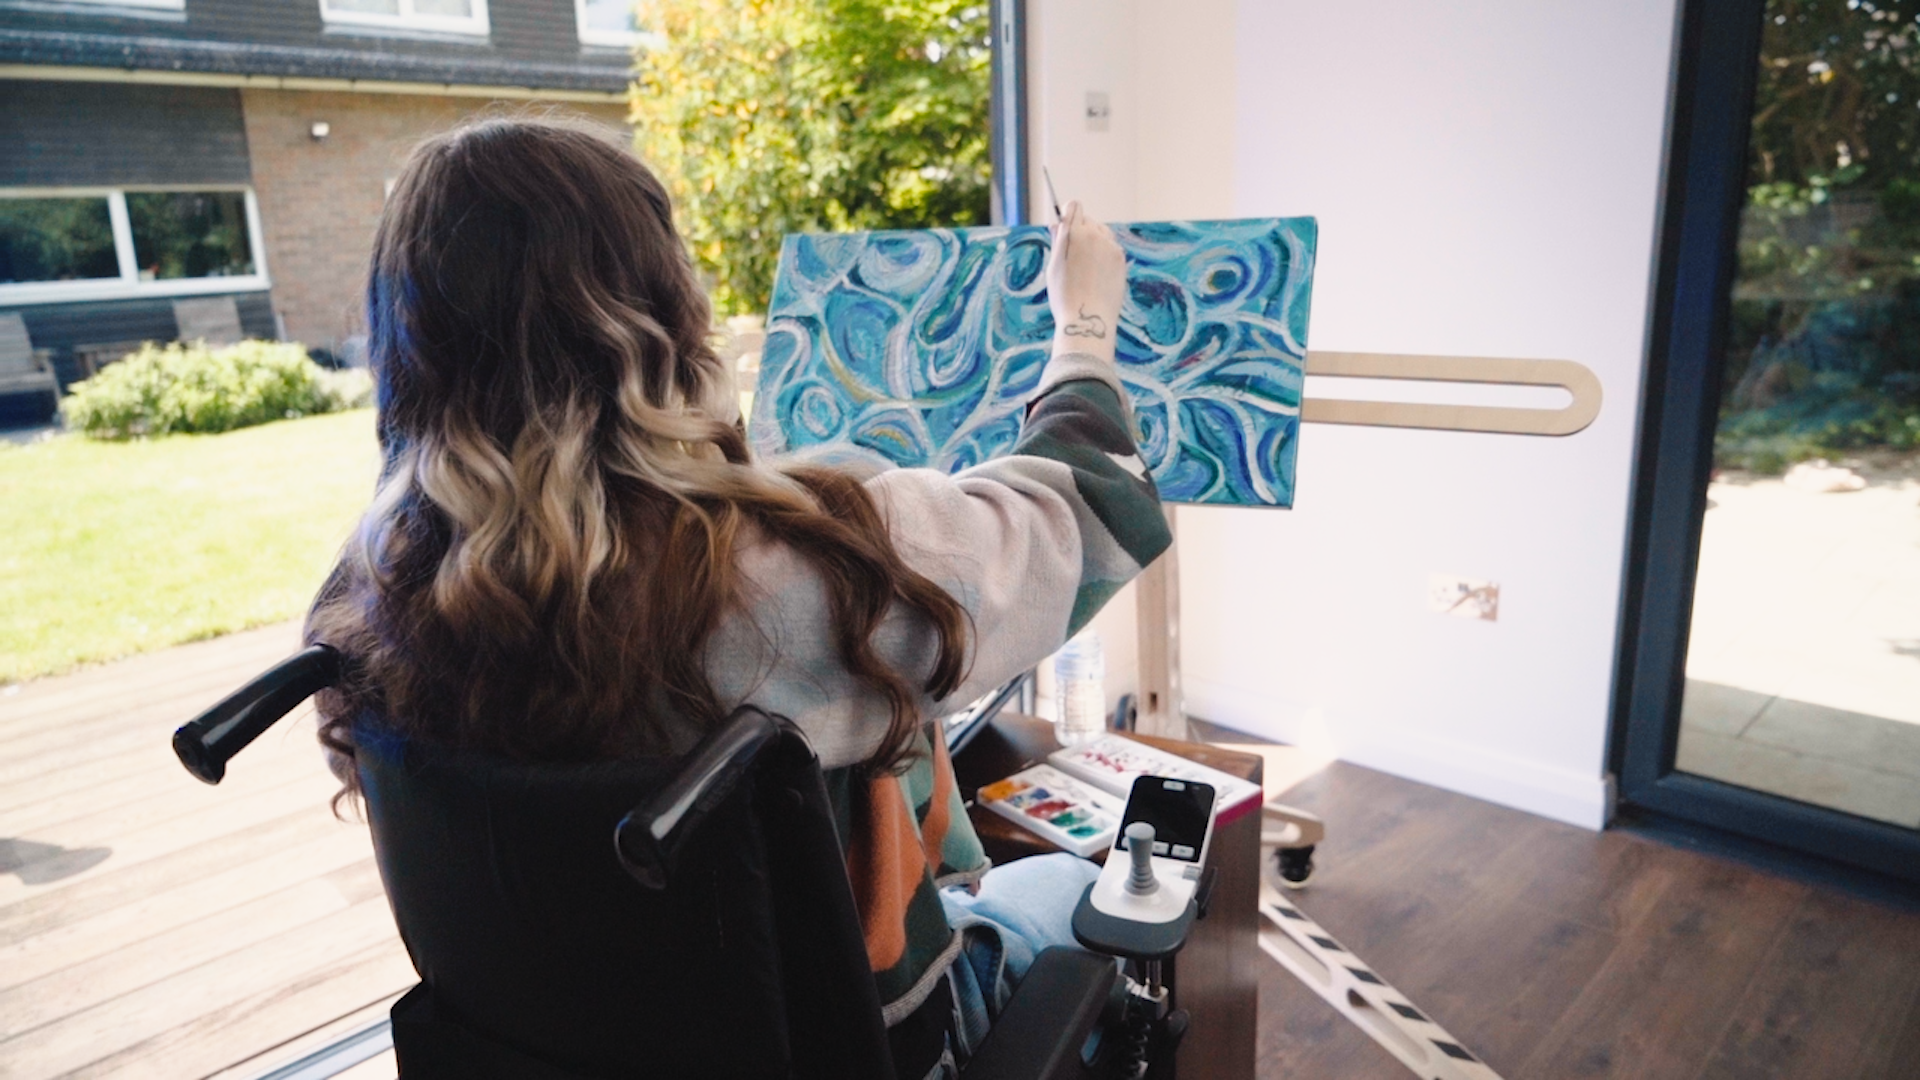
(410, 0, 472, 17)
(125, 191, 255, 282)
(323, 0, 401, 15)
(582, 0, 637, 35)
(1677, 0, 1920, 828)
(0, 197, 119, 285)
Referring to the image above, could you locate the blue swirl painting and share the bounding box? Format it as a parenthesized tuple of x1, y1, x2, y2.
(749, 218, 1317, 506)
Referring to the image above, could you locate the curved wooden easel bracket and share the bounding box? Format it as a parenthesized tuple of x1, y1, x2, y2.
(1300, 351, 1602, 437)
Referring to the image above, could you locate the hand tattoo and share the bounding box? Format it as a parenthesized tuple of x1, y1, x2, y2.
(1062, 305, 1108, 339)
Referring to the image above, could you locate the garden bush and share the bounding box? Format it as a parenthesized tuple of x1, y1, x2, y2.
(1716, 401, 1920, 473)
(62, 340, 372, 439)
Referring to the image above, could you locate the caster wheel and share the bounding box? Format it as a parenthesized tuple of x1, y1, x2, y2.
(1274, 844, 1315, 889)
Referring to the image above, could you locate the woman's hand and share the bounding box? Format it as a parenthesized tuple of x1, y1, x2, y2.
(1047, 200, 1126, 363)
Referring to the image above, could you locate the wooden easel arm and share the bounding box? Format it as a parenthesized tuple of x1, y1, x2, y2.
(1301, 351, 1602, 437)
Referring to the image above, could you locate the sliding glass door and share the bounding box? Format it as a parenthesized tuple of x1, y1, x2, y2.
(1616, 0, 1920, 883)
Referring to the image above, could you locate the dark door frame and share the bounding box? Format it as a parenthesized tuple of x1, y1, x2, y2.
(1612, 0, 1920, 885)
(988, 0, 1029, 227)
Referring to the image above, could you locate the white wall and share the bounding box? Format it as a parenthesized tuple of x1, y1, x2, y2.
(1028, 0, 1680, 829)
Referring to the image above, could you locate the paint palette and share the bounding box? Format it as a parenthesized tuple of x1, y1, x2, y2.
(751, 218, 1318, 507)
(1048, 734, 1265, 825)
(977, 764, 1125, 858)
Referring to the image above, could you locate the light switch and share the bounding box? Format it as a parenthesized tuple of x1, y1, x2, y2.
(1086, 91, 1111, 132)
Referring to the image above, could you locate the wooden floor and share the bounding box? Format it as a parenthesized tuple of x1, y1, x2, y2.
(0, 623, 412, 1080)
(1254, 749, 1920, 1079)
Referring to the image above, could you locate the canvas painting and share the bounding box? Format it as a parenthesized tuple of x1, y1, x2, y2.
(749, 217, 1317, 506)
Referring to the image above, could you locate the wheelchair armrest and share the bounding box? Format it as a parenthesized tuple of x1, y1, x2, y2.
(174, 645, 342, 784)
(960, 947, 1118, 1080)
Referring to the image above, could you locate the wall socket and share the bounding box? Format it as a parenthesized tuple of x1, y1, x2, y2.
(1085, 91, 1111, 132)
(1428, 574, 1500, 621)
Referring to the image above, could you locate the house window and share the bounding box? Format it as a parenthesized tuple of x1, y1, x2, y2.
(51, 0, 185, 10)
(576, 0, 653, 48)
(0, 188, 269, 304)
(0, 197, 121, 286)
(320, 0, 489, 37)
(127, 191, 255, 281)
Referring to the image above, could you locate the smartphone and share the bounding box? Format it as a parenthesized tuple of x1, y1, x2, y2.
(1118, 775, 1215, 870)
(1081, 775, 1218, 929)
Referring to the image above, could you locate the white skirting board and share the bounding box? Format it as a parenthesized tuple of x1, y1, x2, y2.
(1186, 677, 1611, 830)
(1259, 883, 1505, 1080)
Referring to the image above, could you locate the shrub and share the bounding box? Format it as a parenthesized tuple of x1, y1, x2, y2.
(1715, 380, 1920, 473)
(62, 340, 373, 439)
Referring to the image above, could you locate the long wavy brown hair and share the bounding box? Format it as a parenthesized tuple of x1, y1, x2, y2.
(307, 119, 969, 798)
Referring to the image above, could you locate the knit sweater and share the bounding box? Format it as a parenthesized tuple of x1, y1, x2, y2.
(705, 351, 1173, 1022)
(707, 352, 1170, 767)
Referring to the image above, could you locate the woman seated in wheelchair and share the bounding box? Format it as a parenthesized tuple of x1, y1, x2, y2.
(306, 119, 1169, 1070)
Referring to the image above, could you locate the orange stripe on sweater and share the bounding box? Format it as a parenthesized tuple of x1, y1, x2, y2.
(847, 773, 929, 971)
(920, 738, 957, 874)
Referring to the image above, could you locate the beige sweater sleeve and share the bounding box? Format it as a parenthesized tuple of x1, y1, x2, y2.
(705, 354, 1170, 769)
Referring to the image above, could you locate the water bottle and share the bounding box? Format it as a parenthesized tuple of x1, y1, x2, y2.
(1053, 635, 1106, 747)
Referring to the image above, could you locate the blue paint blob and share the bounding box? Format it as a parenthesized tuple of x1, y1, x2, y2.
(1126, 274, 1190, 348)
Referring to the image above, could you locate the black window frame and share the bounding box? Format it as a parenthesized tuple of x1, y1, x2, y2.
(1611, 0, 1920, 885)
(988, 0, 1029, 227)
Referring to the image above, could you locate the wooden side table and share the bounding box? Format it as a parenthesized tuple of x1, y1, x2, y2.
(952, 714, 1261, 1080)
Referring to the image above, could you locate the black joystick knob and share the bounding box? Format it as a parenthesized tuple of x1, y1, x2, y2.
(1125, 822, 1158, 895)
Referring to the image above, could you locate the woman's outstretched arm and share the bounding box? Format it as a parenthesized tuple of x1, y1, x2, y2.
(867, 202, 1169, 710)
(867, 351, 1168, 709)
(709, 206, 1169, 768)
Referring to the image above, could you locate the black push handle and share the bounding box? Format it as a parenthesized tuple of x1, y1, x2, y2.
(173, 645, 343, 785)
(615, 705, 786, 890)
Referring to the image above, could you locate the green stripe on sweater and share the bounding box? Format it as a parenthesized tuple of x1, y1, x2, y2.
(1014, 378, 1172, 634)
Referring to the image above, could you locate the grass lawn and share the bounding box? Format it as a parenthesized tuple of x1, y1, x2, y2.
(0, 409, 380, 684)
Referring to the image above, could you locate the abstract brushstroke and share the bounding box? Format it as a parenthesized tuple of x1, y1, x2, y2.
(750, 218, 1317, 506)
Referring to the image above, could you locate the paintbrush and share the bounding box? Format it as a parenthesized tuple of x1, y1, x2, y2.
(1043, 166, 1063, 222)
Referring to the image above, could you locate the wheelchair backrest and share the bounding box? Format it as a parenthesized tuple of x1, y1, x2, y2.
(355, 718, 894, 1079)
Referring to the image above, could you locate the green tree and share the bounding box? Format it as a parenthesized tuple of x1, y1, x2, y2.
(1737, 0, 1920, 302)
(631, 0, 992, 315)
(1713, 0, 1920, 469)
(1749, 0, 1920, 190)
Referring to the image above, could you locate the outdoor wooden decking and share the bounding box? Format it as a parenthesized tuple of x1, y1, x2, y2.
(0, 623, 409, 1080)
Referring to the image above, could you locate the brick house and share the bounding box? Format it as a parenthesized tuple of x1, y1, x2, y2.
(0, 0, 634, 398)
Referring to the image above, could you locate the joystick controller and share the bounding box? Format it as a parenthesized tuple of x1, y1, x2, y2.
(1125, 822, 1159, 895)
(1071, 776, 1216, 961)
